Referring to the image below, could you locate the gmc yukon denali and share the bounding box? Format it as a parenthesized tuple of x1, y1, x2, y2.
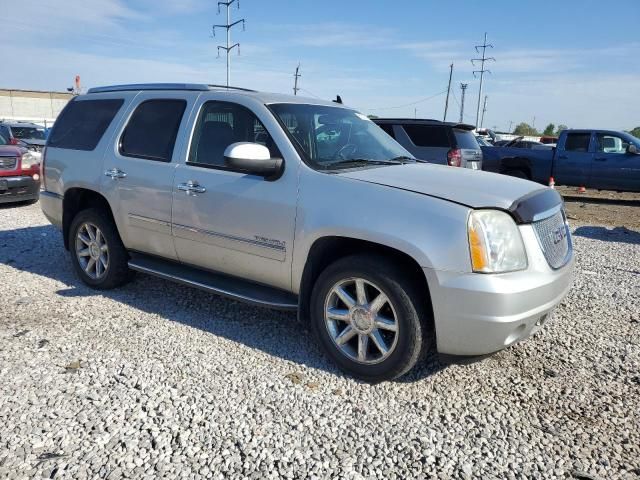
(40, 84, 574, 381)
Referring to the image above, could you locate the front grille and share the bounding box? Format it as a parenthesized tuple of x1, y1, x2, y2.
(0, 157, 17, 170)
(533, 209, 571, 269)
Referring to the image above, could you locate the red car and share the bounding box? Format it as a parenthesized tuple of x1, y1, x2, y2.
(0, 134, 40, 205)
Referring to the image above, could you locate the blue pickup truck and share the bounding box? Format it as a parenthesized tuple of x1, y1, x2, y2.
(482, 129, 640, 192)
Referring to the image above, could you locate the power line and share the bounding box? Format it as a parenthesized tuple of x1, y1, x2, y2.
(293, 63, 301, 95)
(212, 0, 245, 87)
(471, 32, 495, 128)
(459, 83, 468, 123)
(443, 63, 453, 121)
(368, 90, 448, 111)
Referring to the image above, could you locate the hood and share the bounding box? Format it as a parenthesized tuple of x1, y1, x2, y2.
(338, 163, 551, 212)
(0, 145, 23, 156)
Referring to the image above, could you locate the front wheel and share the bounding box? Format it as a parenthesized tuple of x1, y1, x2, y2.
(310, 255, 432, 382)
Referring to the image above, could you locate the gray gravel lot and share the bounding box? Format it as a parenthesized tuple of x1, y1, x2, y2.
(0, 202, 639, 479)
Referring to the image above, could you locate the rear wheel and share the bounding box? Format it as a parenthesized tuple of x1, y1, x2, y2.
(505, 169, 530, 180)
(69, 208, 132, 289)
(310, 254, 432, 382)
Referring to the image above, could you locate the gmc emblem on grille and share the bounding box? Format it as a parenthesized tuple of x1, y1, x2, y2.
(552, 226, 567, 245)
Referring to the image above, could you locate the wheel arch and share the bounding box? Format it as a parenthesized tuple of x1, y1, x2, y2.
(297, 236, 433, 329)
(62, 188, 116, 250)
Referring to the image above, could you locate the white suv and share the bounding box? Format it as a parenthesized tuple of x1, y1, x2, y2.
(40, 83, 574, 381)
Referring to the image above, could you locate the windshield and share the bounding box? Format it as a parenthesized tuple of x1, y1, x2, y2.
(269, 103, 413, 170)
(11, 126, 46, 140)
(0, 134, 6, 146)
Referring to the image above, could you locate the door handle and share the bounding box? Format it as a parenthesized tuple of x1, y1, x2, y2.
(104, 168, 127, 179)
(557, 155, 568, 160)
(594, 157, 607, 162)
(177, 180, 206, 195)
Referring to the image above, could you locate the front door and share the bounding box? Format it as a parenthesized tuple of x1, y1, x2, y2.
(553, 131, 593, 187)
(171, 99, 297, 291)
(102, 92, 197, 260)
(592, 132, 640, 192)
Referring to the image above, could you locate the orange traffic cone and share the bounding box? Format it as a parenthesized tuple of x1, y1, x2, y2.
(548, 177, 555, 189)
(577, 186, 586, 193)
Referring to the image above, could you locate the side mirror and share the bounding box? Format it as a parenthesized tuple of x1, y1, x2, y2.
(628, 143, 638, 155)
(224, 142, 283, 180)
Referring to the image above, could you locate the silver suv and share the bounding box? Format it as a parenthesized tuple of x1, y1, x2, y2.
(40, 83, 574, 381)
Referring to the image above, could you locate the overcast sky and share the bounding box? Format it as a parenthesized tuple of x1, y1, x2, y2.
(2, 0, 639, 131)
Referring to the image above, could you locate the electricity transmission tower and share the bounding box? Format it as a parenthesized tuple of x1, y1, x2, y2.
(459, 83, 468, 123)
(293, 63, 301, 95)
(480, 95, 488, 128)
(212, 0, 245, 87)
(471, 32, 495, 128)
(443, 63, 453, 121)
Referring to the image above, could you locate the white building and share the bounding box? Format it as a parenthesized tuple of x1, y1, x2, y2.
(0, 88, 74, 127)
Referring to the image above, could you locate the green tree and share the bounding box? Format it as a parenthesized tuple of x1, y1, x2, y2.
(513, 122, 539, 136)
(367, 114, 379, 119)
(628, 127, 640, 138)
(555, 124, 568, 136)
(542, 123, 555, 136)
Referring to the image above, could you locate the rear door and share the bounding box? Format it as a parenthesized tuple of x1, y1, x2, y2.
(395, 124, 450, 164)
(452, 128, 482, 169)
(101, 91, 197, 260)
(552, 132, 594, 187)
(592, 132, 640, 191)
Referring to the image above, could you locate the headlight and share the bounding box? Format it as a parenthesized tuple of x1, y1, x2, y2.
(468, 210, 527, 273)
(21, 152, 39, 169)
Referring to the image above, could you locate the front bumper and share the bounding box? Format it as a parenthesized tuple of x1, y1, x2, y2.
(0, 175, 40, 204)
(424, 223, 574, 356)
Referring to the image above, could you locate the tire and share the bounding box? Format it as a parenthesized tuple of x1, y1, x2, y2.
(310, 254, 432, 382)
(505, 169, 529, 180)
(68, 208, 132, 289)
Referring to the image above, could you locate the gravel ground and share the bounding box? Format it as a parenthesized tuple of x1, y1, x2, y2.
(0, 202, 639, 479)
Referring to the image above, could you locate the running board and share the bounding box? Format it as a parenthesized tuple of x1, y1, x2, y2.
(128, 253, 298, 311)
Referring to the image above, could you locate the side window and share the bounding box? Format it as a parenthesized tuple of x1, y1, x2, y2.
(120, 99, 186, 162)
(596, 133, 628, 154)
(564, 133, 591, 152)
(48, 99, 124, 151)
(403, 125, 450, 148)
(188, 101, 278, 168)
(0, 125, 10, 141)
(377, 124, 396, 139)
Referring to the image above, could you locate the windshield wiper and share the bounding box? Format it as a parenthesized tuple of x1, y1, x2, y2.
(389, 156, 426, 164)
(320, 158, 403, 169)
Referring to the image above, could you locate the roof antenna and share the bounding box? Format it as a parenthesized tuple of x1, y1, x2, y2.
(333, 95, 343, 104)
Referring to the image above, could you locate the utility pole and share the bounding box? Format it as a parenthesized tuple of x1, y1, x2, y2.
(471, 32, 495, 128)
(212, 0, 245, 87)
(480, 95, 488, 128)
(459, 83, 468, 123)
(293, 63, 301, 95)
(443, 63, 453, 121)
(414, 107, 417, 119)
(508, 120, 513, 133)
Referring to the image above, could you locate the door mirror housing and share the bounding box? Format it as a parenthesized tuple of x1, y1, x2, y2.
(224, 142, 283, 180)
(627, 143, 638, 155)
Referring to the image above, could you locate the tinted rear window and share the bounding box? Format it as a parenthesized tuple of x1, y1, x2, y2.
(564, 133, 591, 152)
(120, 99, 186, 162)
(48, 99, 124, 151)
(403, 125, 450, 148)
(377, 124, 396, 139)
(453, 129, 479, 149)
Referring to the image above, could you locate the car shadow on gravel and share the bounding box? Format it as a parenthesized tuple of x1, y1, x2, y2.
(573, 226, 640, 245)
(1, 224, 447, 382)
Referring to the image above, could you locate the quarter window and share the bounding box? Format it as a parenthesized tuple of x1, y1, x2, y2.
(120, 99, 186, 162)
(564, 133, 591, 152)
(48, 99, 124, 151)
(188, 101, 278, 168)
(403, 125, 450, 148)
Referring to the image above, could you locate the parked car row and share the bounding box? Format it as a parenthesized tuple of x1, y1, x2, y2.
(38, 83, 573, 381)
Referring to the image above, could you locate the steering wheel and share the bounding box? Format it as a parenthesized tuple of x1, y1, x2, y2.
(333, 143, 358, 160)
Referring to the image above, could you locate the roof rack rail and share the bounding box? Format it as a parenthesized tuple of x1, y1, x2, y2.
(87, 83, 256, 94)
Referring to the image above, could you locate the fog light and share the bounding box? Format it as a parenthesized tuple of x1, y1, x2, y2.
(33, 174, 40, 181)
